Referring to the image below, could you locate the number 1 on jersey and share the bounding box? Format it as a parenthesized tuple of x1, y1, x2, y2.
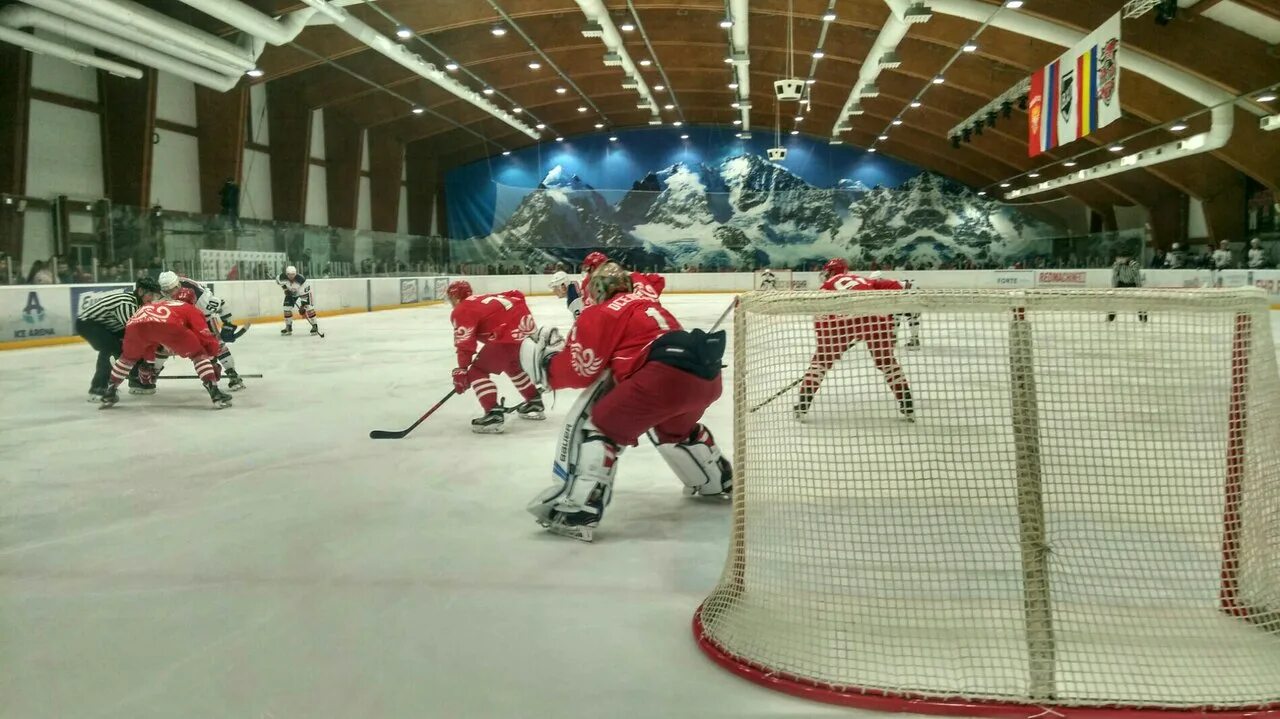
(645, 307, 671, 331)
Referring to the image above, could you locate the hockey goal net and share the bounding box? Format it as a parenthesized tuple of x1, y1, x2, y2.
(754, 269, 794, 291)
(697, 288, 1280, 716)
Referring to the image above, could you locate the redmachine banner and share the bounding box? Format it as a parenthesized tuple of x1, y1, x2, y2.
(1028, 12, 1122, 157)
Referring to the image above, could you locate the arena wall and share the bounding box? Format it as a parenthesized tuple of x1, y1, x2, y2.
(2, 269, 1278, 350)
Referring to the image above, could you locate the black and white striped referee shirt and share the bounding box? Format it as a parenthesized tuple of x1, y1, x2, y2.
(1112, 259, 1143, 287)
(76, 289, 139, 332)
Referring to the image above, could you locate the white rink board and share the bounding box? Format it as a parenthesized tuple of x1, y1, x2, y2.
(0, 295, 1278, 718)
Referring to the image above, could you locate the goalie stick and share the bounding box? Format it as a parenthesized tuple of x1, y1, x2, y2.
(749, 376, 804, 414)
(369, 389, 456, 439)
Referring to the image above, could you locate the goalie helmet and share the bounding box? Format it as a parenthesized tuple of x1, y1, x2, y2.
(822, 258, 849, 279)
(446, 280, 473, 303)
(582, 252, 609, 274)
(587, 262, 633, 304)
(173, 288, 196, 304)
(158, 270, 181, 292)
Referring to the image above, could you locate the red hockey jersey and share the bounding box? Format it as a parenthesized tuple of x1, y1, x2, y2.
(451, 290, 537, 368)
(579, 271, 666, 309)
(816, 272, 901, 340)
(548, 291, 680, 389)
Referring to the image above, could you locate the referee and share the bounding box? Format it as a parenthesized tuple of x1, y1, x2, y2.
(1108, 254, 1148, 323)
(77, 277, 162, 400)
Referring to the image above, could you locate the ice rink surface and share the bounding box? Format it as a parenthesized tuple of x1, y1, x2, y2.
(2, 294, 1278, 719)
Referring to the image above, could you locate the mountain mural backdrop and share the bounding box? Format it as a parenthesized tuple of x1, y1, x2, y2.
(452, 153, 1065, 270)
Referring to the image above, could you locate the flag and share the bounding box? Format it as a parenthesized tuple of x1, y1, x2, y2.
(1029, 12, 1121, 156)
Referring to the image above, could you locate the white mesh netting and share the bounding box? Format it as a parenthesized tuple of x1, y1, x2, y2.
(696, 288, 1280, 714)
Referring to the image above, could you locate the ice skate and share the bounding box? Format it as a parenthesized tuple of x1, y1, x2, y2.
(98, 386, 119, 409)
(471, 407, 506, 434)
(128, 376, 155, 395)
(280, 325, 292, 335)
(514, 396, 545, 421)
(538, 515, 596, 542)
(225, 369, 246, 391)
(87, 386, 107, 403)
(205, 382, 233, 409)
(310, 324, 321, 336)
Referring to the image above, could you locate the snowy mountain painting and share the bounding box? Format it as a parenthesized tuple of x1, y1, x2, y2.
(454, 154, 1062, 270)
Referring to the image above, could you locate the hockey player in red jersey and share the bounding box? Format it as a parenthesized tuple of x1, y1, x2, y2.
(577, 251, 666, 310)
(98, 288, 233, 409)
(519, 262, 732, 541)
(447, 280, 544, 433)
(795, 258, 914, 421)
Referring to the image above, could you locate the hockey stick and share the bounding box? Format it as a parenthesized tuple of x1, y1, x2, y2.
(709, 297, 737, 332)
(749, 376, 804, 414)
(369, 389, 456, 439)
(159, 373, 264, 380)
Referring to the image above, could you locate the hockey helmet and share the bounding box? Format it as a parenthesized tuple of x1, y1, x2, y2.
(587, 262, 633, 304)
(285, 265, 298, 278)
(582, 251, 609, 273)
(869, 270, 883, 280)
(822, 258, 849, 279)
(135, 276, 162, 295)
(548, 271, 570, 289)
(158, 270, 181, 292)
(173, 288, 196, 304)
(446, 280, 473, 303)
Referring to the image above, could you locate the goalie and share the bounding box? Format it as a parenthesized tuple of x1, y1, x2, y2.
(795, 259, 914, 421)
(519, 262, 732, 541)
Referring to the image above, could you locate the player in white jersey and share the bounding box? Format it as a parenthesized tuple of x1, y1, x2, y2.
(158, 270, 248, 391)
(758, 269, 778, 291)
(277, 266, 321, 336)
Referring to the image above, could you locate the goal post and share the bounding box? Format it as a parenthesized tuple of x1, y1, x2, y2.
(696, 287, 1280, 716)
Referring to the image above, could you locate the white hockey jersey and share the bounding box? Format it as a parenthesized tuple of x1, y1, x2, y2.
(277, 273, 313, 299)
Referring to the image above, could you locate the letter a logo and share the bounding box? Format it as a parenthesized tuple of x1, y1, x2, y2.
(22, 291, 45, 324)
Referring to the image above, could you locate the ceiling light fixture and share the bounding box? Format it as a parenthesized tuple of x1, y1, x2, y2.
(719, 18, 734, 29)
(732, 119, 742, 125)
(502, 150, 511, 156)
(411, 106, 425, 115)
(932, 76, 945, 84)
(892, 119, 903, 126)
(577, 106, 587, 112)
(1028, 172, 1041, 178)
(806, 78, 817, 85)
(245, 68, 264, 78)
(731, 102, 740, 109)
(978, 190, 987, 196)
(962, 42, 978, 52)
(610, 136, 619, 141)
(822, 10, 837, 22)
(910, 101, 922, 108)
(619, 20, 636, 32)
(795, 115, 804, 121)
(1257, 92, 1278, 103)
(512, 107, 523, 114)
(1064, 160, 1078, 167)
(1005, 0, 1024, 8)
(673, 120, 683, 127)
(728, 82, 739, 89)
(556, 87, 567, 94)
(681, 133, 690, 139)
(535, 123, 546, 130)
(595, 123, 604, 129)
(555, 137, 564, 142)
(868, 148, 877, 153)
(665, 103, 676, 110)
(1109, 144, 1125, 152)
(639, 58, 652, 67)
(528, 61, 541, 70)
(1169, 121, 1188, 132)
(654, 84, 666, 92)
(1000, 182, 1011, 188)
(445, 61, 459, 72)
(491, 24, 507, 36)
(482, 87, 495, 95)
(790, 129, 800, 135)
(396, 26, 412, 39)
(878, 134, 889, 140)
(812, 50, 826, 59)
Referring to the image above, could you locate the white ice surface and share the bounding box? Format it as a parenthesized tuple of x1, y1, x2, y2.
(2, 297, 1278, 719)
(0, 295, 848, 719)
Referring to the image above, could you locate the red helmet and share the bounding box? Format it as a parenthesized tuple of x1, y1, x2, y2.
(173, 288, 196, 304)
(822, 258, 849, 278)
(446, 280, 473, 302)
(582, 252, 609, 273)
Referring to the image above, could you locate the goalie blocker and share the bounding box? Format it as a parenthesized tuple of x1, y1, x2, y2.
(520, 262, 732, 541)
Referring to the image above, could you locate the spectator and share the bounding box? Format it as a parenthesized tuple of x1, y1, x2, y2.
(1211, 240, 1234, 270)
(27, 260, 54, 284)
(1247, 238, 1268, 269)
(1149, 249, 1165, 268)
(53, 256, 72, 283)
(0, 256, 10, 284)
(1163, 243, 1184, 269)
(220, 178, 241, 230)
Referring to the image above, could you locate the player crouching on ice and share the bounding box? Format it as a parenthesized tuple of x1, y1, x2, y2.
(277, 265, 321, 335)
(99, 288, 234, 409)
(518, 262, 733, 542)
(796, 259, 914, 421)
(447, 281, 545, 433)
(157, 270, 247, 391)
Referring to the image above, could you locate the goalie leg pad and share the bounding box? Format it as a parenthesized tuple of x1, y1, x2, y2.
(649, 425, 733, 497)
(527, 421, 620, 529)
(529, 375, 615, 532)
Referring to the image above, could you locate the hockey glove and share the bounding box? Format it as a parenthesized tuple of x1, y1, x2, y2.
(519, 327, 564, 391)
(452, 367, 470, 394)
(220, 321, 241, 343)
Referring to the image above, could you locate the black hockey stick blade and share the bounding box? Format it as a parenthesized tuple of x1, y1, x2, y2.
(369, 389, 457, 439)
(158, 373, 264, 380)
(749, 376, 804, 413)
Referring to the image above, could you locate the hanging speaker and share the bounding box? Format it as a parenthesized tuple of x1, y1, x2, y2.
(767, 147, 788, 161)
(774, 79, 804, 102)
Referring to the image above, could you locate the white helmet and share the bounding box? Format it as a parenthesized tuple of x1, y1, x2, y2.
(285, 265, 297, 277)
(869, 270, 884, 279)
(158, 270, 180, 291)
(548, 270, 569, 289)
(1171, 243, 1181, 250)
